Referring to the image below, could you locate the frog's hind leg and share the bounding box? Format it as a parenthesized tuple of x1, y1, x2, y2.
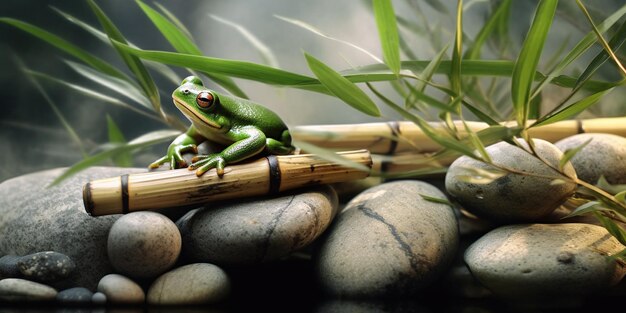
(266, 130, 295, 155)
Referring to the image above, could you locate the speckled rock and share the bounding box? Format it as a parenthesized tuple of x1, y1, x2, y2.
(17, 251, 75, 283)
(465, 223, 626, 305)
(0, 167, 146, 289)
(555, 133, 626, 184)
(0, 278, 57, 301)
(315, 180, 459, 297)
(0, 255, 21, 279)
(445, 139, 577, 223)
(97, 274, 145, 304)
(147, 263, 230, 305)
(107, 211, 181, 279)
(56, 287, 93, 304)
(177, 185, 338, 265)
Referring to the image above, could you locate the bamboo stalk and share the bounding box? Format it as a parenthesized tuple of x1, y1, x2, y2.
(292, 117, 626, 155)
(83, 150, 372, 216)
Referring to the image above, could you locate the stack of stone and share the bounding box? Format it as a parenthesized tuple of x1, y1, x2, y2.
(0, 133, 625, 310)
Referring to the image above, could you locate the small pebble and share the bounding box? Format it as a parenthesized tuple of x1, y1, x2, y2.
(56, 287, 93, 304)
(91, 292, 107, 305)
(147, 263, 230, 305)
(97, 274, 145, 304)
(0, 255, 21, 279)
(17, 251, 75, 283)
(0, 278, 57, 301)
(107, 212, 181, 279)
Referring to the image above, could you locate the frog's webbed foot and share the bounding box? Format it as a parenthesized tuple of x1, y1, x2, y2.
(188, 154, 226, 177)
(148, 144, 198, 170)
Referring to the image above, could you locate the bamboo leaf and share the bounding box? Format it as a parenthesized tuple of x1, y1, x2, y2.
(596, 176, 626, 194)
(106, 115, 133, 167)
(575, 19, 626, 89)
(87, 0, 161, 116)
(0, 18, 127, 80)
(373, 0, 401, 75)
(419, 194, 453, 206)
(210, 15, 279, 68)
(531, 3, 626, 98)
(153, 2, 193, 39)
(559, 138, 592, 171)
(532, 88, 612, 127)
(451, 0, 463, 95)
(275, 15, 382, 63)
(64, 60, 151, 109)
(414, 44, 449, 93)
(511, 0, 558, 128)
(565, 200, 602, 218)
(304, 53, 380, 117)
(49, 130, 180, 186)
(135, 0, 247, 98)
(594, 212, 626, 245)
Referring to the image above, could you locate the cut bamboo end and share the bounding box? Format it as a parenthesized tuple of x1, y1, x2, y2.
(292, 117, 626, 154)
(83, 150, 372, 217)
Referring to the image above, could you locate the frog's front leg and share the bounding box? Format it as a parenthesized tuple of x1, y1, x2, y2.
(149, 126, 203, 170)
(189, 126, 266, 177)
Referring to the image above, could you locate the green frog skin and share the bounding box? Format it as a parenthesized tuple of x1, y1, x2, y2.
(149, 76, 294, 176)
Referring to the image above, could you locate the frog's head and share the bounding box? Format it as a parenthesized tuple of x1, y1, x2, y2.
(172, 76, 221, 129)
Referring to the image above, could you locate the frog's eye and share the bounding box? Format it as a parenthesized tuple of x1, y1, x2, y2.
(196, 92, 214, 109)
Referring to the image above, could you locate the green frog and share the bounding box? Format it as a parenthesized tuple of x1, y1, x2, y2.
(150, 76, 295, 176)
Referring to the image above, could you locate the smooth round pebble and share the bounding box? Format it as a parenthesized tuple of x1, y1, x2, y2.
(465, 223, 626, 305)
(92, 292, 107, 305)
(445, 139, 577, 223)
(0, 255, 21, 279)
(0, 278, 57, 301)
(97, 274, 145, 304)
(17, 251, 75, 283)
(315, 180, 459, 297)
(177, 185, 338, 265)
(56, 287, 93, 304)
(107, 212, 181, 279)
(147, 263, 230, 305)
(555, 133, 626, 184)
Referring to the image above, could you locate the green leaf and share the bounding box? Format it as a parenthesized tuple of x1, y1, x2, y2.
(565, 200, 602, 218)
(511, 0, 558, 128)
(593, 212, 626, 246)
(596, 176, 626, 194)
(464, 0, 511, 59)
(26, 69, 161, 122)
(531, 3, 626, 98)
(211, 15, 279, 68)
(106, 115, 133, 167)
(49, 130, 180, 186)
(559, 138, 592, 171)
(153, 2, 193, 39)
(575, 19, 626, 89)
(616, 190, 626, 204)
(87, 0, 161, 116)
(451, 0, 463, 95)
(419, 194, 453, 206)
(0, 17, 127, 80)
(304, 53, 380, 117)
(276, 15, 382, 63)
(531, 88, 612, 127)
(414, 44, 448, 93)
(373, 0, 401, 75)
(135, 0, 247, 98)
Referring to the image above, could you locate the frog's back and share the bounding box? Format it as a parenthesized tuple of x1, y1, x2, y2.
(217, 92, 289, 139)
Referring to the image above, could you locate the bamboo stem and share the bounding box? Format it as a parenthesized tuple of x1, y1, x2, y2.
(292, 117, 626, 155)
(83, 150, 372, 216)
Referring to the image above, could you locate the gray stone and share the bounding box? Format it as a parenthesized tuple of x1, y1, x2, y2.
(56, 287, 93, 304)
(17, 251, 75, 283)
(0, 255, 21, 279)
(445, 139, 577, 223)
(0, 278, 57, 301)
(97, 274, 145, 304)
(315, 180, 459, 297)
(555, 133, 626, 185)
(91, 292, 107, 305)
(147, 263, 230, 305)
(107, 211, 181, 279)
(177, 185, 338, 265)
(465, 223, 626, 306)
(0, 167, 146, 289)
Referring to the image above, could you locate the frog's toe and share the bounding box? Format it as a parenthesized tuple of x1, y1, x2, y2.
(195, 164, 214, 177)
(149, 156, 169, 169)
(191, 154, 209, 163)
